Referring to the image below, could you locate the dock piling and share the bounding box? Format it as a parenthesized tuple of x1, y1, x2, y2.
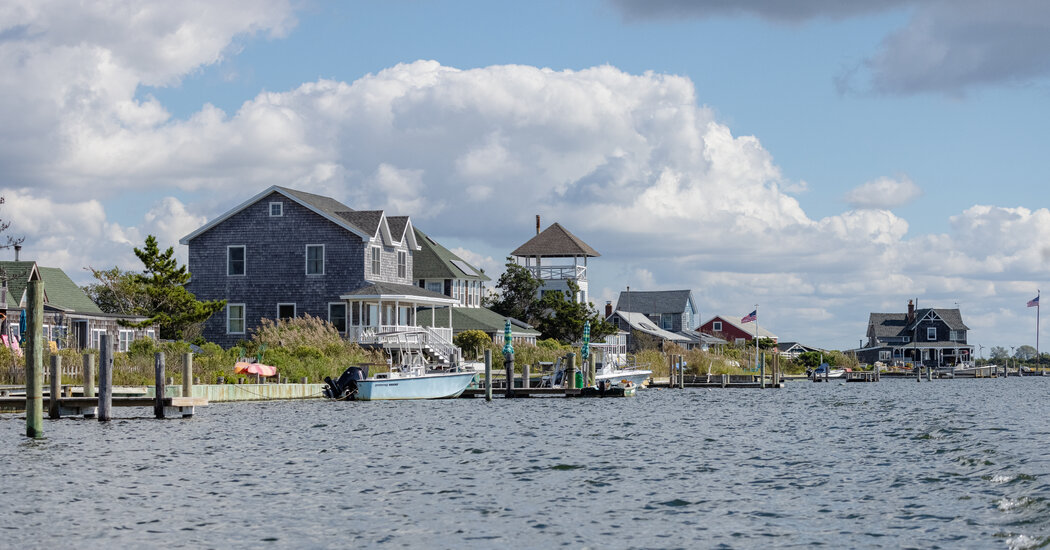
(98, 335, 113, 421)
(566, 353, 576, 390)
(154, 352, 166, 419)
(182, 353, 193, 398)
(25, 276, 44, 438)
(760, 352, 766, 389)
(678, 355, 684, 389)
(522, 362, 530, 389)
(504, 352, 514, 398)
(83, 354, 95, 398)
(484, 350, 492, 402)
(49, 355, 61, 419)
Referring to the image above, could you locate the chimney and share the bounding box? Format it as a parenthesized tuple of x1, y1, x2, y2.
(907, 299, 915, 324)
(605, 301, 613, 318)
(13, 244, 20, 262)
(535, 215, 541, 235)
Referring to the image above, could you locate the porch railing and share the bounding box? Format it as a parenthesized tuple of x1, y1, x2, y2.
(526, 265, 587, 281)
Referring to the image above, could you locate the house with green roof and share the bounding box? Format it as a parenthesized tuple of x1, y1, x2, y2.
(0, 260, 156, 353)
(412, 227, 540, 347)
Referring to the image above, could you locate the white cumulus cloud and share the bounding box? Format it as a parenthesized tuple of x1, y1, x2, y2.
(844, 176, 923, 210)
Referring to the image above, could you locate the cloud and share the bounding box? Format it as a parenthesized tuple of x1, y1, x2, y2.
(610, 0, 1050, 96)
(843, 175, 922, 210)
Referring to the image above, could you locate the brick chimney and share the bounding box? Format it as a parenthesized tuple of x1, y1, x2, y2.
(605, 300, 613, 318)
(907, 299, 915, 324)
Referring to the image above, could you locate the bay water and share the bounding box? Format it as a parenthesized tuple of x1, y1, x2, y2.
(2, 377, 1049, 548)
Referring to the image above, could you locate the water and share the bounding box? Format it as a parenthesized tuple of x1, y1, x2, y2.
(2, 378, 1049, 549)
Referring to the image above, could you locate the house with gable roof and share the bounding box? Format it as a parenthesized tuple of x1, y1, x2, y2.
(0, 260, 156, 353)
(855, 299, 973, 367)
(510, 217, 599, 304)
(699, 315, 778, 346)
(180, 186, 458, 354)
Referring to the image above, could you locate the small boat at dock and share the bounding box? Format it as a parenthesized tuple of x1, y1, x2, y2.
(323, 364, 476, 401)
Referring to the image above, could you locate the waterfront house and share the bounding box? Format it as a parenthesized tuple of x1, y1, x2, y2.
(606, 309, 693, 352)
(510, 217, 599, 304)
(855, 300, 973, 367)
(613, 289, 699, 333)
(699, 315, 778, 346)
(412, 227, 540, 347)
(0, 260, 156, 353)
(180, 186, 458, 356)
(777, 342, 821, 359)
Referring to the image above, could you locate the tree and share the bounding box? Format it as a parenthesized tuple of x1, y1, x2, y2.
(484, 258, 544, 323)
(1015, 345, 1037, 361)
(796, 351, 824, 369)
(82, 266, 149, 314)
(990, 346, 1010, 360)
(754, 337, 777, 350)
(0, 196, 24, 250)
(454, 329, 491, 360)
(123, 235, 226, 340)
(534, 280, 616, 345)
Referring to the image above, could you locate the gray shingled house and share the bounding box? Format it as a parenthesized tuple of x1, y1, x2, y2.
(855, 299, 973, 367)
(180, 186, 457, 351)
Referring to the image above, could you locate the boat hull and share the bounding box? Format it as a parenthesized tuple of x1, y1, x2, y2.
(355, 372, 476, 401)
(595, 371, 652, 387)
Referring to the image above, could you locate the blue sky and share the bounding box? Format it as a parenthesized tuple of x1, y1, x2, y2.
(3, 0, 1049, 352)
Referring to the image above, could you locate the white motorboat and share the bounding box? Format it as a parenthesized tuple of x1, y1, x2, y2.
(323, 364, 475, 401)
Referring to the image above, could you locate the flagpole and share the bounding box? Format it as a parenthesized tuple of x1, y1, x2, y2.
(754, 304, 759, 372)
(1038, 289, 1041, 374)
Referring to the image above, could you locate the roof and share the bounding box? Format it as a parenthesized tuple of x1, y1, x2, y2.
(340, 281, 458, 305)
(510, 222, 600, 258)
(778, 341, 819, 353)
(180, 185, 417, 248)
(616, 290, 694, 314)
(387, 216, 410, 242)
(703, 315, 778, 339)
(612, 311, 691, 342)
(416, 306, 540, 335)
(868, 308, 969, 341)
(0, 261, 103, 314)
(413, 228, 490, 282)
(676, 331, 727, 346)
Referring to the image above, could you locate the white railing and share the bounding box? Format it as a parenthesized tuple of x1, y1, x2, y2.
(422, 326, 458, 363)
(527, 265, 587, 281)
(348, 325, 460, 364)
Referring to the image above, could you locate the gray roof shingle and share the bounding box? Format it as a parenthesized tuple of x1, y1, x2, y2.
(615, 290, 693, 314)
(511, 222, 600, 258)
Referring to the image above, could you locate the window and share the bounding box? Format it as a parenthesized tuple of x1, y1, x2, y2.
(950, 330, 962, 341)
(370, 247, 381, 276)
(306, 245, 324, 275)
(397, 250, 407, 279)
(426, 281, 443, 295)
(278, 303, 296, 320)
(118, 329, 134, 352)
(879, 350, 891, 361)
(735, 338, 745, 345)
(270, 202, 283, 217)
(661, 314, 673, 330)
(228, 304, 245, 334)
(146, 329, 156, 341)
(903, 336, 910, 343)
(53, 326, 67, 349)
(329, 303, 347, 334)
(91, 328, 105, 350)
(42, 324, 51, 342)
(927, 327, 937, 340)
(713, 321, 722, 332)
(228, 245, 246, 276)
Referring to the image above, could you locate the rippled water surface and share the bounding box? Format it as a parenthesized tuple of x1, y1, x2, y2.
(3, 377, 1050, 549)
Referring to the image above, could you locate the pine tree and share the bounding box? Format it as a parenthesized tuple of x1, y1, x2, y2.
(122, 235, 225, 340)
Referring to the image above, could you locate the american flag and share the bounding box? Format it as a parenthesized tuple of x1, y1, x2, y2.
(741, 310, 757, 323)
(1028, 295, 1040, 308)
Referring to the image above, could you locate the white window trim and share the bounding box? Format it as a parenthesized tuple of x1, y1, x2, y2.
(927, 327, 937, 341)
(91, 328, 106, 350)
(328, 302, 347, 334)
(227, 245, 246, 277)
(227, 304, 246, 334)
(397, 250, 407, 279)
(370, 246, 381, 276)
(306, 244, 325, 275)
(277, 303, 296, 319)
(426, 281, 443, 294)
(118, 329, 134, 352)
(146, 329, 156, 341)
(269, 202, 283, 217)
(713, 321, 722, 332)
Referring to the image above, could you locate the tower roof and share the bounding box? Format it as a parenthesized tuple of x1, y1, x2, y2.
(510, 223, 600, 258)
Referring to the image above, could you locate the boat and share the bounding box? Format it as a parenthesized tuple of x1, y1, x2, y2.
(594, 357, 653, 387)
(811, 363, 847, 379)
(575, 379, 638, 398)
(323, 364, 476, 401)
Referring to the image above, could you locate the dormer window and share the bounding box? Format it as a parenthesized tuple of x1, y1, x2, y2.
(270, 202, 283, 217)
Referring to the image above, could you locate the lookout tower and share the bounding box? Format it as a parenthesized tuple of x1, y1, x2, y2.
(510, 216, 600, 304)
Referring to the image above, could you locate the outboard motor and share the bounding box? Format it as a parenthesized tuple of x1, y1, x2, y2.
(323, 366, 369, 400)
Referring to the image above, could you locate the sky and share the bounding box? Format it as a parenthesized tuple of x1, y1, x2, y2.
(2, 0, 1049, 353)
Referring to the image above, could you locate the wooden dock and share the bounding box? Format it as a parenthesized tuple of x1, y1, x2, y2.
(460, 388, 581, 398)
(0, 395, 206, 417)
(650, 374, 784, 389)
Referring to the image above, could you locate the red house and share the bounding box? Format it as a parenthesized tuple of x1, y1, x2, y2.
(699, 315, 778, 345)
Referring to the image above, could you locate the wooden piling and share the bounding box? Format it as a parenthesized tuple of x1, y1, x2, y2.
(484, 349, 492, 401)
(154, 352, 166, 419)
(49, 355, 61, 419)
(25, 277, 44, 438)
(182, 353, 193, 398)
(760, 352, 766, 389)
(98, 335, 113, 421)
(522, 362, 530, 389)
(566, 353, 576, 390)
(83, 354, 95, 398)
(589, 354, 596, 388)
(504, 352, 514, 398)
(678, 355, 684, 389)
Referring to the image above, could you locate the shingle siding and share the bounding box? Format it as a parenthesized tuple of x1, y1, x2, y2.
(187, 192, 371, 347)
